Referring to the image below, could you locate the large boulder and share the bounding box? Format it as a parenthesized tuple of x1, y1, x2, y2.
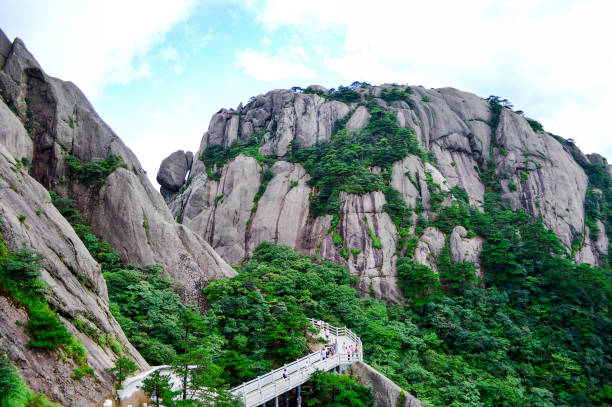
(156, 149, 193, 193)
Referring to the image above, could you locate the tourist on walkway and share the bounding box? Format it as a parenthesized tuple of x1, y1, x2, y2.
(283, 368, 288, 381)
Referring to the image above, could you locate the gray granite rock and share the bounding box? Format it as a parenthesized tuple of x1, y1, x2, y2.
(495, 109, 588, 249)
(0, 96, 32, 160)
(0, 35, 235, 304)
(166, 84, 608, 294)
(156, 149, 192, 192)
(350, 361, 423, 407)
(0, 144, 147, 406)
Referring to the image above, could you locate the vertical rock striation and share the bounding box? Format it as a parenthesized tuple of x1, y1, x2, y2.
(162, 83, 610, 300)
(0, 30, 236, 304)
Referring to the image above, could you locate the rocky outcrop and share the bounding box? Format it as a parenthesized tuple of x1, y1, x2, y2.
(249, 161, 312, 252)
(0, 94, 32, 161)
(413, 227, 446, 273)
(337, 191, 401, 300)
(0, 30, 236, 303)
(346, 105, 370, 132)
(449, 226, 484, 278)
(193, 89, 351, 167)
(163, 83, 609, 299)
(0, 143, 147, 406)
(157, 149, 193, 200)
(495, 109, 588, 249)
(350, 361, 423, 407)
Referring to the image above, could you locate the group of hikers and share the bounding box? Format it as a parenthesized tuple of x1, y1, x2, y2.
(315, 320, 360, 361)
(279, 320, 361, 382)
(320, 340, 359, 361)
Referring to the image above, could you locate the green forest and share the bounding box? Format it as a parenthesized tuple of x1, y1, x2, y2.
(2, 89, 611, 406)
(51, 178, 612, 405)
(186, 93, 612, 406)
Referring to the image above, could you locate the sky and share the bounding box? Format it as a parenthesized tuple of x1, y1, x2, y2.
(1, 0, 611, 187)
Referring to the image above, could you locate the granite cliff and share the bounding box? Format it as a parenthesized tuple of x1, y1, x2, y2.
(160, 84, 610, 300)
(0, 29, 235, 304)
(0, 29, 234, 405)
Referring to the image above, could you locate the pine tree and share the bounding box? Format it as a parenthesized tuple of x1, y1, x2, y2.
(141, 370, 172, 407)
(26, 303, 71, 349)
(108, 357, 137, 389)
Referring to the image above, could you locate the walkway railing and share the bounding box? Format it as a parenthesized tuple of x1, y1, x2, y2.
(230, 319, 362, 407)
(118, 319, 362, 406)
(307, 318, 363, 351)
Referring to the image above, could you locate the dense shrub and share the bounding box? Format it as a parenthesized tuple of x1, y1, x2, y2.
(199, 133, 276, 180)
(290, 106, 427, 218)
(396, 257, 440, 303)
(0, 353, 60, 407)
(0, 247, 72, 350)
(0, 234, 92, 379)
(379, 86, 413, 103)
(526, 118, 544, 132)
(65, 154, 126, 185)
(304, 370, 374, 407)
(104, 264, 186, 363)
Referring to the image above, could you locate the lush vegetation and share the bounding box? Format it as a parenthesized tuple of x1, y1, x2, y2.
(527, 118, 544, 132)
(384, 96, 612, 405)
(304, 85, 362, 104)
(0, 230, 93, 380)
(65, 154, 126, 186)
(582, 162, 612, 264)
(50, 192, 240, 404)
(50, 192, 184, 364)
(199, 132, 276, 181)
(104, 264, 185, 364)
(0, 353, 60, 407)
(290, 104, 429, 218)
(304, 370, 374, 406)
(236, 234, 611, 406)
(41, 86, 612, 407)
(379, 86, 413, 104)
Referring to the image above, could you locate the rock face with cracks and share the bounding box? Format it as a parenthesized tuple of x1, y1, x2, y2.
(0, 141, 147, 406)
(350, 361, 423, 407)
(163, 84, 610, 301)
(0, 29, 234, 405)
(0, 29, 236, 306)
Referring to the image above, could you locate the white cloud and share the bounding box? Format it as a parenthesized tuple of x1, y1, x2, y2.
(160, 46, 180, 62)
(235, 46, 316, 81)
(239, 0, 612, 158)
(0, 0, 197, 99)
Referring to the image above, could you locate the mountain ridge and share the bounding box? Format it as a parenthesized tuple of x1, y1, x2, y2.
(160, 83, 611, 300)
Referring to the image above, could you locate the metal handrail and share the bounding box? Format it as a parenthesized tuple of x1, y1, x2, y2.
(230, 318, 363, 406)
